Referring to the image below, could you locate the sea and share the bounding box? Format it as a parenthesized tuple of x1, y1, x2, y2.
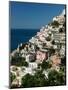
(10, 29, 40, 52)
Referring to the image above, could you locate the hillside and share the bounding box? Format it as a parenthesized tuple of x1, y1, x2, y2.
(10, 9, 66, 88)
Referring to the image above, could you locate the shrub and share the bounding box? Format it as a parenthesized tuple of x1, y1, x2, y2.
(48, 48, 55, 56)
(21, 74, 34, 87)
(11, 55, 28, 67)
(40, 60, 52, 70)
(59, 28, 63, 33)
(46, 36, 51, 41)
(10, 73, 16, 83)
(51, 21, 59, 27)
(48, 70, 65, 86)
(52, 40, 55, 45)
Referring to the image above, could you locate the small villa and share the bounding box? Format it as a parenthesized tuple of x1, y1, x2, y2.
(36, 50, 48, 63)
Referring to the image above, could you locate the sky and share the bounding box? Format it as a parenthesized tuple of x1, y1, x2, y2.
(10, 1, 65, 29)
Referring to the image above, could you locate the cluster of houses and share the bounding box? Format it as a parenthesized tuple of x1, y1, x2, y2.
(10, 9, 66, 87)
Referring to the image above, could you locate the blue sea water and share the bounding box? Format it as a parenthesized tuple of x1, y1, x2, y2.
(10, 29, 40, 51)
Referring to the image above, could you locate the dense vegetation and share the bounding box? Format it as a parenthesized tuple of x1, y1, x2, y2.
(11, 52, 28, 67)
(38, 60, 52, 70)
(21, 70, 48, 87)
(21, 68, 65, 87)
(20, 60, 65, 87)
(10, 73, 16, 83)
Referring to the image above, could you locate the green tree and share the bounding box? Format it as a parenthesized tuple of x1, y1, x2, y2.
(21, 74, 34, 87)
(33, 70, 48, 86)
(48, 70, 65, 86)
(46, 36, 51, 41)
(39, 60, 52, 70)
(11, 55, 28, 67)
(10, 73, 16, 83)
(51, 21, 59, 27)
(52, 40, 55, 45)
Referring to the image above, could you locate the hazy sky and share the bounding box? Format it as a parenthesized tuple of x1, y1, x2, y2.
(10, 1, 65, 29)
